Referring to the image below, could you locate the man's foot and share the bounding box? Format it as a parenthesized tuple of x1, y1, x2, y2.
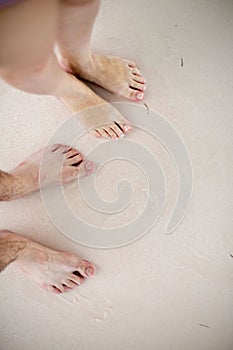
(61, 75, 132, 139)
(2, 231, 95, 294)
(8, 144, 94, 200)
(59, 52, 146, 101)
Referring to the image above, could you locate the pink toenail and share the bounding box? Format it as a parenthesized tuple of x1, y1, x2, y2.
(137, 93, 144, 100)
(120, 133, 125, 138)
(124, 125, 131, 132)
(86, 267, 94, 276)
(85, 161, 93, 171)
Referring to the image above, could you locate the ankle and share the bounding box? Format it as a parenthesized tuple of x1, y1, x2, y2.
(58, 50, 93, 74)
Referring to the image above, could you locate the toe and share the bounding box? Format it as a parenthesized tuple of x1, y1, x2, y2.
(74, 259, 95, 278)
(78, 160, 95, 177)
(126, 60, 137, 68)
(64, 275, 80, 289)
(44, 285, 62, 294)
(89, 129, 101, 138)
(52, 284, 64, 293)
(51, 286, 62, 294)
(129, 89, 144, 101)
(61, 284, 72, 292)
(63, 280, 78, 290)
(104, 126, 117, 139)
(55, 284, 66, 293)
(132, 75, 146, 84)
(66, 153, 83, 167)
(109, 122, 124, 138)
(130, 81, 146, 92)
(95, 128, 111, 140)
(121, 123, 131, 133)
(64, 148, 80, 158)
(130, 67, 141, 76)
(69, 272, 84, 285)
(63, 152, 94, 180)
(62, 147, 73, 154)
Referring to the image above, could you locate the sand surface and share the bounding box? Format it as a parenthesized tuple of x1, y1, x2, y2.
(0, 0, 233, 349)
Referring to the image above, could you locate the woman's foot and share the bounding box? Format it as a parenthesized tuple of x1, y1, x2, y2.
(8, 144, 94, 200)
(59, 52, 146, 101)
(1, 231, 95, 294)
(61, 75, 132, 139)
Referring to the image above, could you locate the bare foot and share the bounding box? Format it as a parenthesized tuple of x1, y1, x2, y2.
(59, 52, 146, 101)
(60, 75, 132, 139)
(3, 231, 95, 294)
(8, 144, 94, 200)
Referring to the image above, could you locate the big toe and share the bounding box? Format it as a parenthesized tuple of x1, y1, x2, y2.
(74, 259, 95, 278)
(128, 89, 144, 101)
(62, 159, 94, 183)
(79, 160, 95, 177)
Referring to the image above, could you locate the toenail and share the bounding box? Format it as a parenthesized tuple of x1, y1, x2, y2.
(137, 93, 144, 100)
(86, 267, 94, 276)
(124, 125, 131, 132)
(85, 161, 93, 171)
(120, 133, 125, 138)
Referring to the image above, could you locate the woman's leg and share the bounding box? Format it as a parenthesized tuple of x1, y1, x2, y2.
(0, 0, 98, 106)
(57, 0, 146, 101)
(57, 0, 100, 64)
(0, 0, 130, 138)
